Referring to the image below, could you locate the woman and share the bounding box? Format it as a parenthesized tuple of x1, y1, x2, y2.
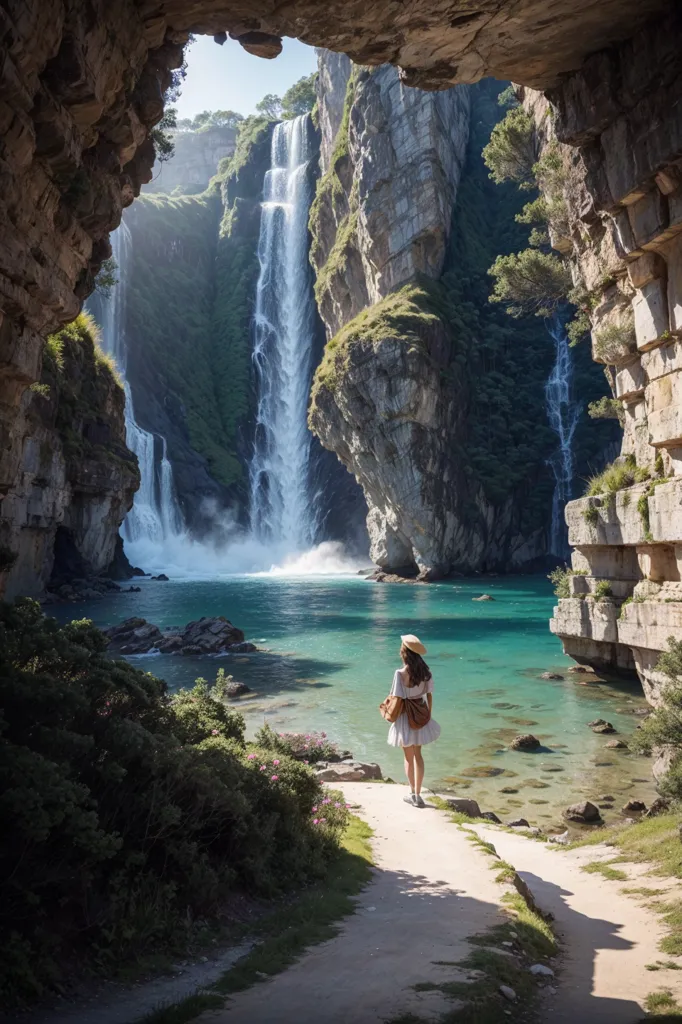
(387, 634, 441, 807)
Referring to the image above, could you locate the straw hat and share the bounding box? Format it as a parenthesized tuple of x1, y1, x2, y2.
(401, 634, 427, 655)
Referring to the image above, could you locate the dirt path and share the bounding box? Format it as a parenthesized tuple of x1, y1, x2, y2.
(204, 783, 518, 1024)
(470, 823, 682, 1022)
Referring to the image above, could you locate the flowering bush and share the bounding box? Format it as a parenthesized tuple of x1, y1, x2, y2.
(0, 599, 344, 1007)
(254, 722, 347, 764)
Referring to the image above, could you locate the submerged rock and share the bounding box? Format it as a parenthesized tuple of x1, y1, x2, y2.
(507, 817, 530, 828)
(540, 672, 564, 680)
(591, 722, 616, 734)
(622, 799, 647, 813)
(509, 734, 541, 751)
(480, 811, 502, 823)
(605, 739, 628, 749)
(104, 615, 250, 656)
(472, 594, 494, 601)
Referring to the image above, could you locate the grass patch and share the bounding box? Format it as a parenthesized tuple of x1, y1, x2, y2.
(645, 989, 682, 1015)
(581, 860, 629, 881)
(623, 888, 668, 898)
(214, 816, 373, 995)
(494, 860, 518, 885)
(585, 457, 650, 497)
(647, 961, 682, 972)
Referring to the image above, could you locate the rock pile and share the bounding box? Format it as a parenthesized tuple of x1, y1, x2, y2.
(43, 576, 139, 603)
(104, 616, 257, 656)
(316, 761, 383, 782)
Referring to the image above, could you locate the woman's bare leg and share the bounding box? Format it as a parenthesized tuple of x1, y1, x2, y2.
(403, 745, 416, 791)
(414, 746, 425, 796)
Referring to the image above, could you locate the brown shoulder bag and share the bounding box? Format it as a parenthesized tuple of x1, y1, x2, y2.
(379, 695, 404, 723)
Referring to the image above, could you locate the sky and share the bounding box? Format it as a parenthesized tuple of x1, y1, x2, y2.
(174, 35, 318, 120)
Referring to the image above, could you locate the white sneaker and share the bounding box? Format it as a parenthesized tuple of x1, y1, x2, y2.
(415, 794, 426, 808)
(403, 793, 417, 806)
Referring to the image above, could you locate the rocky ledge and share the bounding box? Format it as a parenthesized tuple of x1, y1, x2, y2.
(104, 616, 257, 656)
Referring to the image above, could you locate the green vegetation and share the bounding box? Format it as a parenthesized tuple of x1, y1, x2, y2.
(645, 989, 682, 1015)
(151, 106, 178, 163)
(255, 723, 346, 764)
(585, 456, 650, 497)
(594, 579, 613, 601)
(176, 110, 244, 132)
(0, 599, 352, 1008)
(142, 816, 373, 1024)
(632, 638, 682, 803)
(582, 860, 628, 881)
(548, 566, 587, 598)
(482, 105, 536, 187)
(281, 73, 318, 118)
(589, 395, 625, 425)
(488, 249, 572, 318)
(94, 255, 118, 298)
(567, 308, 591, 347)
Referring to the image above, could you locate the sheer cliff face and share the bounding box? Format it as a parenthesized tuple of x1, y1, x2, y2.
(310, 59, 563, 577)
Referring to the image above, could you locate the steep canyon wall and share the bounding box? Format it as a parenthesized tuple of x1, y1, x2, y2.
(309, 58, 617, 577)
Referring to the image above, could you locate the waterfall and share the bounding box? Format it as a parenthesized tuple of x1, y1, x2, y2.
(96, 222, 183, 549)
(248, 115, 319, 551)
(545, 319, 581, 558)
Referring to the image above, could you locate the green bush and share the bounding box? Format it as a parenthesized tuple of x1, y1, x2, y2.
(632, 638, 682, 800)
(488, 249, 572, 318)
(548, 566, 587, 598)
(0, 599, 344, 1007)
(585, 457, 650, 496)
(593, 579, 613, 601)
(588, 396, 624, 425)
(482, 106, 536, 187)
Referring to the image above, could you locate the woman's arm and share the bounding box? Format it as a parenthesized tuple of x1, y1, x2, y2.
(427, 693, 432, 712)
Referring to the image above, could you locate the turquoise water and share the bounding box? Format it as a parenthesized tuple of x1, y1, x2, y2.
(59, 573, 656, 824)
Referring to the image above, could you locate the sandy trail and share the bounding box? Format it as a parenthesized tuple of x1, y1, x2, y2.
(207, 782, 514, 1024)
(470, 823, 682, 1022)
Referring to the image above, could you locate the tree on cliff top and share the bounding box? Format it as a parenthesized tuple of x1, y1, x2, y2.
(256, 92, 283, 120)
(282, 73, 317, 118)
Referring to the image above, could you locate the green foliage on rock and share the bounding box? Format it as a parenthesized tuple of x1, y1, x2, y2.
(548, 566, 586, 598)
(588, 395, 624, 425)
(482, 105, 537, 187)
(488, 248, 572, 318)
(151, 106, 178, 163)
(282, 73, 317, 118)
(0, 599, 346, 1008)
(631, 637, 682, 800)
(585, 456, 650, 496)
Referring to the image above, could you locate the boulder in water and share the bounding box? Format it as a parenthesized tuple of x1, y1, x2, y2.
(472, 593, 494, 601)
(104, 615, 250, 656)
(591, 722, 616, 734)
(564, 800, 601, 823)
(151, 573, 169, 581)
(445, 798, 482, 818)
(540, 671, 564, 680)
(509, 734, 541, 751)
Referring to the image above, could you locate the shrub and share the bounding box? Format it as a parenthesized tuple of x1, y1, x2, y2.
(488, 249, 572, 318)
(281, 73, 317, 118)
(254, 723, 346, 764)
(632, 638, 682, 800)
(548, 566, 586, 598)
(593, 320, 636, 362)
(593, 579, 613, 601)
(585, 458, 650, 496)
(0, 600, 341, 1007)
(482, 106, 536, 187)
(582, 505, 599, 526)
(567, 309, 591, 347)
(588, 396, 624, 425)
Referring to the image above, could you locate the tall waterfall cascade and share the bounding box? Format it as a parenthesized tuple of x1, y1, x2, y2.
(545, 319, 581, 558)
(96, 223, 183, 547)
(248, 115, 320, 551)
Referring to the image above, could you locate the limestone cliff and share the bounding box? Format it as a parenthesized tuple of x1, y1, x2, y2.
(309, 64, 616, 577)
(2, 314, 139, 598)
(531, 9, 682, 699)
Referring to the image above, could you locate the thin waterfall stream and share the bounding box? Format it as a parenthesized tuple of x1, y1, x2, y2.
(95, 223, 184, 550)
(248, 115, 319, 551)
(545, 318, 581, 558)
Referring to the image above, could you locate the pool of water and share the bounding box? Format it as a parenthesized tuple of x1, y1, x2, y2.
(56, 573, 657, 825)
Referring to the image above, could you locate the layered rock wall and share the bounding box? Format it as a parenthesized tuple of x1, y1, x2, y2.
(3, 315, 138, 598)
(145, 124, 237, 194)
(543, 9, 682, 699)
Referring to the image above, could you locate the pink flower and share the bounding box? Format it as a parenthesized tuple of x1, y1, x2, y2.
(260, 765, 266, 771)
(317, 739, 323, 746)
(304, 744, 309, 749)
(271, 774, 279, 781)
(322, 798, 331, 805)
(304, 759, 309, 764)
(345, 804, 351, 809)
(247, 754, 256, 760)
(320, 817, 326, 823)
(335, 802, 341, 808)
(321, 732, 326, 738)
(313, 818, 319, 825)
(211, 729, 219, 735)
(305, 735, 311, 739)
(312, 806, 317, 813)
(273, 759, 280, 765)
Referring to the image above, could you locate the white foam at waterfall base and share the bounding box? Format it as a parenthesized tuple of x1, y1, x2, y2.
(124, 532, 365, 580)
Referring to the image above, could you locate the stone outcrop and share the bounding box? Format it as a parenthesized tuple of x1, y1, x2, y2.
(145, 123, 236, 194)
(542, 8, 682, 702)
(2, 315, 138, 598)
(104, 615, 255, 655)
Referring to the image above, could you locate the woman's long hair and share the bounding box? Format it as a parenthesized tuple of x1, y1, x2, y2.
(400, 644, 432, 688)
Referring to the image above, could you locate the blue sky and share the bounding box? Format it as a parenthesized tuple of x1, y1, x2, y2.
(175, 35, 319, 120)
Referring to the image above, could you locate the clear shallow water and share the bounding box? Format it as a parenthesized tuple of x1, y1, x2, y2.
(57, 574, 656, 825)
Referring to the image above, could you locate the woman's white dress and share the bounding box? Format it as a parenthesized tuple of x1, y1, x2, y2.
(387, 668, 441, 748)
